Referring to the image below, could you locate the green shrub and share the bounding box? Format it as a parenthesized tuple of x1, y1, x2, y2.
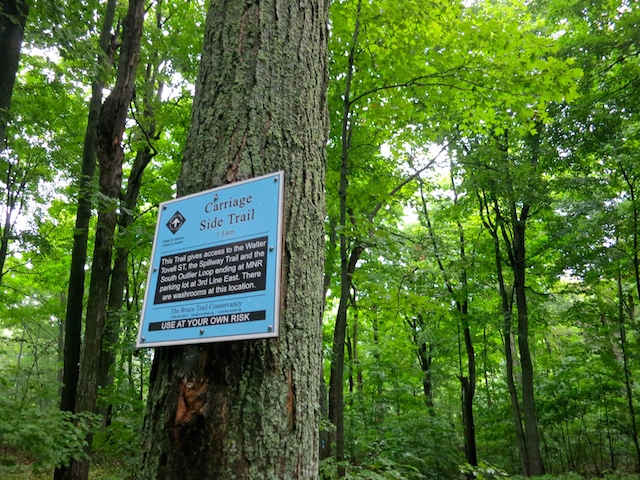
(0, 398, 100, 473)
(460, 461, 509, 479)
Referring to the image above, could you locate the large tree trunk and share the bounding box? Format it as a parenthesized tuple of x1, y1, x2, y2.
(0, 0, 28, 150)
(135, 0, 328, 478)
(67, 1, 145, 479)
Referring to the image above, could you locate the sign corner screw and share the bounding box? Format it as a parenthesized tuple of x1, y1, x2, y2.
(268, 325, 273, 332)
(141, 337, 146, 342)
(162, 205, 167, 210)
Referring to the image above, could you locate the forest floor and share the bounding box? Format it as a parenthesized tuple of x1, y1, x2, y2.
(0, 465, 123, 480)
(3, 446, 640, 480)
(0, 465, 122, 480)
(4, 469, 640, 480)
(0, 448, 127, 480)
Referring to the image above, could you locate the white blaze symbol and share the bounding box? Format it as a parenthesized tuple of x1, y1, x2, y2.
(166, 211, 186, 234)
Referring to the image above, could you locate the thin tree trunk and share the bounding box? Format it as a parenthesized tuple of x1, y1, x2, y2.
(453, 165, 477, 468)
(617, 266, 640, 471)
(619, 167, 640, 301)
(478, 189, 529, 476)
(353, 298, 363, 393)
(135, 0, 328, 477)
(483, 325, 492, 408)
(97, 54, 162, 423)
(320, 219, 336, 462)
(346, 326, 354, 394)
(69, 1, 145, 478)
(411, 314, 435, 414)
(513, 217, 545, 476)
(420, 165, 477, 467)
(319, 376, 330, 460)
(461, 322, 477, 468)
(372, 307, 384, 423)
(603, 390, 616, 471)
(0, 174, 19, 282)
(511, 125, 545, 477)
(421, 344, 435, 413)
(328, 2, 361, 474)
(55, 3, 117, 478)
(328, 245, 363, 474)
(477, 122, 546, 477)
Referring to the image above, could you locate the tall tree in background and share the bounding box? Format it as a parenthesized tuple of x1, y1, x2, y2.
(59, 0, 146, 479)
(0, 0, 34, 283)
(466, 124, 548, 476)
(57, 0, 117, 427)
(416, 164, 478, 469)
(73, 0, 145, 478)
(136, 0, 328, 478)
(0, 0, 28, 149)
(97, 0, 164, 427)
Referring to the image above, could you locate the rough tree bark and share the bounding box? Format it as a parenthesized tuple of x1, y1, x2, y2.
(135, 0, 328, 478)
(97, 142, 154, 425)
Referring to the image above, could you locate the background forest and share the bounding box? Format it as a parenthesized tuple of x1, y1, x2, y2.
(0, 0, 639, 478)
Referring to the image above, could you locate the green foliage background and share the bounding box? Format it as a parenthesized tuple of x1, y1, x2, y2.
(2, 0, 640, 478)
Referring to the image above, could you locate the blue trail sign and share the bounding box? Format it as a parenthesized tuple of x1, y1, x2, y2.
(136, 172, 284, 347)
